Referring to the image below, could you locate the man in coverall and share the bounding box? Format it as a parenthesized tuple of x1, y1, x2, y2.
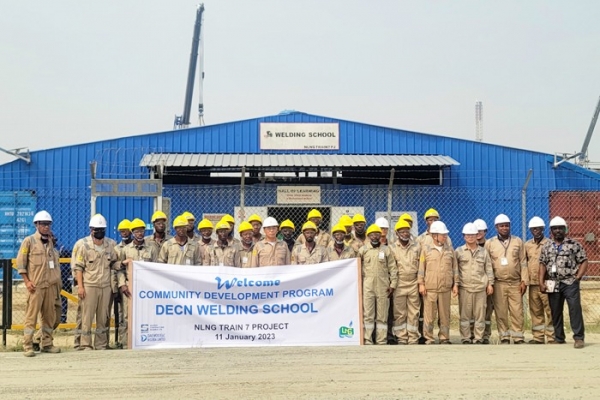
(157, 215, 204, 265)
(292, 221, 329, 265)
(358, 224, 397, 345)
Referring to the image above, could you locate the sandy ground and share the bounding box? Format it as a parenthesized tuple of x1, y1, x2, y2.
(1, 333, 600, 399)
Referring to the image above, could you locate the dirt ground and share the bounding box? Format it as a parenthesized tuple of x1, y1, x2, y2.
(1, 333, 599, 399)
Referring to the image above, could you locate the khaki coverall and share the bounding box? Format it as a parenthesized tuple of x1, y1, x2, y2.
(157, 238, 204, 265)
(198, 238, 215, 266)
(249, 240, 291, 267)
(418, 243, 458, 344)
(358, 243, 398, 345)
(117, 241, 158, 347)
(73, 236, 119, 350)
(291, 243, 329, 265)
(107, 240, 128, 344)
(144, 233, 173, 253)
(390, 240, 421, 344)
(17, 232, 61, 352)
(209, 240, 242, 267)
(237, 244, 254, 268)
(326, 244, 357, 261)
(456, 245, 494, 342)
(296, 230, 332, 248)
(486, 236, 528, 342)
(525, 237, 554, 343)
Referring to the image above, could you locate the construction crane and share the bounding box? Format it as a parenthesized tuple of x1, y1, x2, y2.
(174, 4, 205, 130)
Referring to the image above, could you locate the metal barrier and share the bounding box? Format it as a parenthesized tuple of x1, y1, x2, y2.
(1, 259, 13, 347)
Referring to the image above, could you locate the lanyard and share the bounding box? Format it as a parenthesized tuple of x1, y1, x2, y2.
(498, 236, 511, 258)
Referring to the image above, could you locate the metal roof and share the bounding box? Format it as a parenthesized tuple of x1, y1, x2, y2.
(139, 153, 460, 168)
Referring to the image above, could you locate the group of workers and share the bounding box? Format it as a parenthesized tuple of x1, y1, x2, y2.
(16, 206, 588, 356)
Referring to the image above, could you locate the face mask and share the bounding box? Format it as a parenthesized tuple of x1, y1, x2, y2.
(93, 230, 106, 240)
(370, 240, 380, 247)
(335, 240, 344, 245)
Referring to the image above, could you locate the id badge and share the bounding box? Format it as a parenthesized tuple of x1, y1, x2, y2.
(378, 251, 385, 260)
(242, 257, 248, 264)
(551, 264, 557, 274)
(500, 257, 508, 266)
(49, 260, 55, 269)
(186, 258, 191, 266)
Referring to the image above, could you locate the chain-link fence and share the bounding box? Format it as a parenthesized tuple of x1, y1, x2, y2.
(2, 184, 599, 342)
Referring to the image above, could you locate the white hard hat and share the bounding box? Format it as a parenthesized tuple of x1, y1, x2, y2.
(33, 210, 52, 223)
(430, 221, 449, 234)
(494, 214, 511, 225)
(473, 219, 487, 231)
(528, 216, 546, 228)
(89, 214, 107, 228)
(549, 216, 567, 227)
(462, 222, 478, 235)
(375, 217, 390, 229)
(262, 217, 279, 228)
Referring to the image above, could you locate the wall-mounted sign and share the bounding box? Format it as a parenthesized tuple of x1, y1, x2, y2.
(260, 123, 339, 150)
(277, 186, 321, 204)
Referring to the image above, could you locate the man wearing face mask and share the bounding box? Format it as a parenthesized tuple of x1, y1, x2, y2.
(358, 224, 397, 345)
(237, 221, 255, 268)
(540, 217, 588, 349)
(117, 218, 158, 348)
(525, 217, 554, 344)
(418, 221, 458, 344)
(327, 224, 357, 261)
(250, 217, 291, 267)
(485, 214, 528, 344)
(209, 221, 241, 267)
(109, 219, 132, 346)
(222, 214, 241, 246)
(350, 214, 367, 252)
(474, 218, 493, 343)
(390, 219, 421, 345)
(73, 214, 120, 350)
(296, 209, 332, 248)
(158, 216, 204, 265)
(197, 218, 215, 265)
(181, 211, 200, 241)
(338, 215, 354, 245)
(280, 219, 296, 252)
(145, 211, 172, 252)
(292, 221, 329, 265)
(17, 211, 62, 357)
(248, 214, 264, 243)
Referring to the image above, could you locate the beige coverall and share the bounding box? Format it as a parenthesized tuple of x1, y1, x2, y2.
(418, 243, 458, 344)
(209, 241, 242, 267)
(249, 240, 291, 267)
(525, 237, 555, 343)
(157, 238, 204, 265)
(144, 233, 173, 253)
(486, 236, 528, 342)
(358, 243, 398, 345)
(326, 244, 357, 261)
(296, 230, 332, 248)
(17, 232, 61, 352)
(73, 236, 119, 350)
(237, 244, 254, 268)
(455, 245, 494, 342)
(291, 243, 329, 265)
(390, 239, 421, 344)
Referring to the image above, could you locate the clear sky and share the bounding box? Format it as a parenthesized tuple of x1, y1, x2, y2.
(1, 0, 599, 166)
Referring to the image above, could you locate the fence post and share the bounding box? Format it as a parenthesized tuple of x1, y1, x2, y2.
(521, 169, 533, 241)
(386, 168, 395, 226)
(2, 259, 13, 347)
(240, 166, 246, 220)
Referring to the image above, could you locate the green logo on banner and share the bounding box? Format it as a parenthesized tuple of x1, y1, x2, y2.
(339, 321, 354, 338)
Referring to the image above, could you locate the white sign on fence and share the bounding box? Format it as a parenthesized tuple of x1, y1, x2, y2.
(130, 259, 362, 349)
(277, 186, 321, 204)
(259, 123, 340, 150)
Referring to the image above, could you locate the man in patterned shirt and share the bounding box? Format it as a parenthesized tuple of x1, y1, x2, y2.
(539, 216, 588, 349)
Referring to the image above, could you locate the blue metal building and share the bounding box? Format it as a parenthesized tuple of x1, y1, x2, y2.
(1, 111, 599, 265)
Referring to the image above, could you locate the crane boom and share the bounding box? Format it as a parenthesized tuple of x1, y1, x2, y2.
(179, 4, 204, 128)
(578, 96, 600, 164)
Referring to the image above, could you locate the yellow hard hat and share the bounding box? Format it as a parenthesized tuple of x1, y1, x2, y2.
(222, 214, 235, 224)
(129, 218, 146, 231)
(339, 215, 353, 227)
(395, 219, 411, 231)
(366, 224, 382, 236)
(302, 221, 318, 232)
(197, 218, 213, 230)
(181, 211, 195, 221)
(331, 224, 346, 234)
(352, 214, 366, 224)
(173, 215, 189, 228)
(215, 221, 230, 231)
(248, 214, 262, 224)
(117, 219, 131, 231)
(307, 209, 322, 219)
(424, 208, 440, 220)
(238, 221, 253, 233)
(151, 211, 167, 222)
(400, 213, 413, 222)
(279, 219, 295, 230)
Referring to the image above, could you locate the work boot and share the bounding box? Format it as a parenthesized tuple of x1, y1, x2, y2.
(462, 340, 471, 344)
(482, 338, 490, 344)
(32, 342, 40, 352)
(528, 340, 544, 344)
(574, 340, 585, 349)
(513, 340, 525, 345)
(501, 339, 510, 344)
(41, 346, 61, 354)
(23, 350, 36, 357)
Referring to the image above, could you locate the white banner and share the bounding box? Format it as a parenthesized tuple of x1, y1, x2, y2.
(130, 259, 361, 349)
(260, 122, 340, 150)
